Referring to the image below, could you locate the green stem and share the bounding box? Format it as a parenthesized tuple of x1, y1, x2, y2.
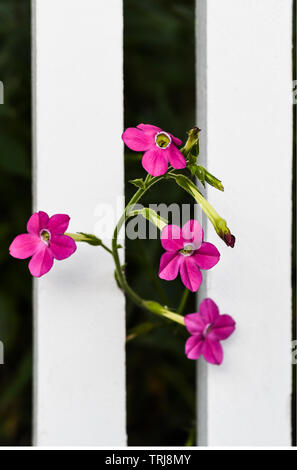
(92, 240, 113, 255)
(112, 174, 185, 327)
(135, 238, 170, 306)
(66, 232, 113, 255)
(177, 288, 190, 315)
(100, 243, 114, 255)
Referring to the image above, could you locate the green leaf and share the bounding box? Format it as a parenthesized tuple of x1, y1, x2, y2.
(190, 165, 224, 191)
(203, 167, 224, 191)
(126, 322, 157, 342)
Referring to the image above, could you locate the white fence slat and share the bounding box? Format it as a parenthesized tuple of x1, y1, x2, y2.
(32, 0, 125, 445)
(196, 0, 292, 445)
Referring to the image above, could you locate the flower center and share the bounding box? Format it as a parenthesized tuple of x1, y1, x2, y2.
(155, 131, 171, 149)
(40, 229, 51, 245)
(203, 323, 213, 337)
(180, 243, 195, 257)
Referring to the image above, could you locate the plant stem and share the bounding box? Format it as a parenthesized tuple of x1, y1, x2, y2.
(177, 288, 190, 315)
(135, 238, 171, 306)
(66, 233, 114, 255)
(112, 174, 185, 327)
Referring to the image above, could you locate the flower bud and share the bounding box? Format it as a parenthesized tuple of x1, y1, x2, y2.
(215, 219, 236, 248)
(223, 231, 236, 248)
(182, 126, 201, 161)
(171, 174, 235, 248)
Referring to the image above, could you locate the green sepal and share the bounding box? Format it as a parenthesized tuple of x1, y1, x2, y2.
(191, 139, 200, 157)
(129, 178, 146, 189)
(188, 165, 224, 191)
(181, 126, 201, 163)
(189, 164, 206, 186)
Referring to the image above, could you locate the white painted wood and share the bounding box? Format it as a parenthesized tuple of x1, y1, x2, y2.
(32, 0, 126, 445)
(196, 0, 292, 445)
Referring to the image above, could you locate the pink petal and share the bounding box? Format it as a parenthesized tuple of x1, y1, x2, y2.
(166, 145, 186, 170)
(28, 244, 54, 277)
(141, 148, 168, 176)
(202, 337, 223, 365)
(179, 257, 202, 292)
(185, 335, 204, 360)
(211, 314, 236, 340)
(9, 234, 40, 259)
(122, 127, 151, 151)
(169, 133, 182, 147)
(199, 298, 220, 323)
(50, 234, 77, 260)
(184, 313, 206, 335)
(137, 123, 161, 136)
(48, 214, 70, 235)
(182, 219, 204, 249)
(27, 211, 49, 235)
(158, 252, 181, 281)
(193, 242, 220, 270)
(160, 225, 183, 252)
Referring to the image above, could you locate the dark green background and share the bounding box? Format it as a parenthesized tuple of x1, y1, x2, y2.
(124, 0, 196, 446)
(0, 0, 32, 445)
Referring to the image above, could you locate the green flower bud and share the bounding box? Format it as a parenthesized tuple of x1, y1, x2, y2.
(181, 126, 201, 162)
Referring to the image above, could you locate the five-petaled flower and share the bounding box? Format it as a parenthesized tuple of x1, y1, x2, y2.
(159, 219, 220, 292)
(185, 298, 235, 364)
(122, 123, 186, 176)
(9, 211, 77, 277)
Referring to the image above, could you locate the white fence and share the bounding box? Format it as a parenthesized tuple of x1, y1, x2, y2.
(32, 0, 125, 445)
(32, 0, 293, 446)
(196, 0, 293, 446)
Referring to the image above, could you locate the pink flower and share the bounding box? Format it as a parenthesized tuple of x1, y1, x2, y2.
(159, 219, 220, 292)
(122, 123, 186, 176)
(9, 211, 77, 277)
(185, 298, 235, 364)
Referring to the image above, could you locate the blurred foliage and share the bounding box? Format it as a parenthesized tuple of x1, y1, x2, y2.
(0, 0, 32, 445)
(124, 0, 196, 445)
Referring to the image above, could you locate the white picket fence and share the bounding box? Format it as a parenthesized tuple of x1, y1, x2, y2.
(32, 0, 293, 446)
